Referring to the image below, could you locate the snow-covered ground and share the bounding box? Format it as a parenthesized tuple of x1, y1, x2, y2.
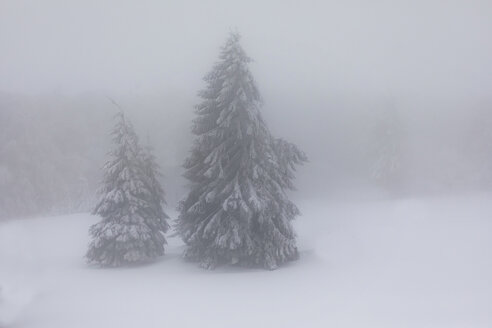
(1, 194, 491, 328)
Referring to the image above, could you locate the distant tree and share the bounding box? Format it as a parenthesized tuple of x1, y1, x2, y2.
(87, 112, 169, 266)
(370, 102, 405, 191)
(176, 33, 306, 270)
(467, 105, 492, 187)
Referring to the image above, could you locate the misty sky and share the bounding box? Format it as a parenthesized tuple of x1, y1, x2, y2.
(1, 0, 492, 196)
(1, 0, 491, 100)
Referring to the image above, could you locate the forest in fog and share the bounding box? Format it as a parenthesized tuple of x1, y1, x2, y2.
(1, 89, 491, 220)
(1, 1, 492, 221)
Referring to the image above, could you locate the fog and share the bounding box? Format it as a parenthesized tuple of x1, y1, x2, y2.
(2, 2, 492, 327)
(1, 0, 492, 216)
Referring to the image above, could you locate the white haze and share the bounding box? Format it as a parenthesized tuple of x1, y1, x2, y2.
(1, 1, 492, 216)
(1, 1, 492, 217)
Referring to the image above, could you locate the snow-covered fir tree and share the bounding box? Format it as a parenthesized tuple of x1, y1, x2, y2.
(87, 112, 169, 266)
(176, 33, 306, 270)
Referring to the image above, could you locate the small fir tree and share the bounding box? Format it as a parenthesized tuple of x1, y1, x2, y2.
(87, 112, 169, 266)
(176, 33, 306, 270)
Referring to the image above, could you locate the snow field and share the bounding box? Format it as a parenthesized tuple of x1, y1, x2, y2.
(1, 194, 491, 328)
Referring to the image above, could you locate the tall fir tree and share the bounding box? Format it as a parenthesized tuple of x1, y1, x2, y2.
(87, 112, 169, 266)
(176, 33, 306, 270)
